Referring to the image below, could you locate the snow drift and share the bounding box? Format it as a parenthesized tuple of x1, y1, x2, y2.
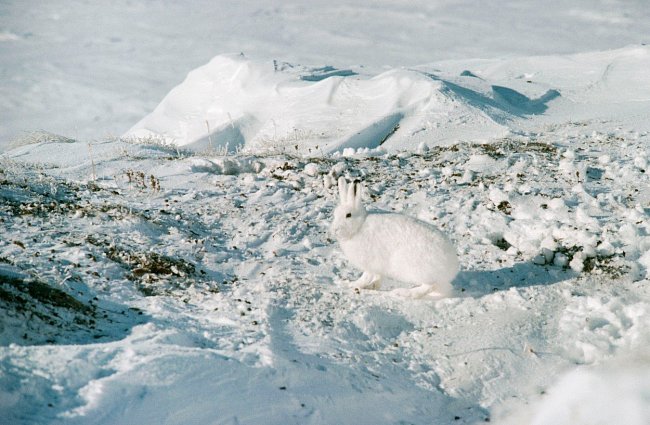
(124, 46, 650, 155)
(501, 357, 650, 425)
(123, 54, 511, 154)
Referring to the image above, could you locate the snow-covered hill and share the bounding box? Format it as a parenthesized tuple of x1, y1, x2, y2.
(2, 0, 650, 145)
(2, 2, 650, 424)
(123, 54, 509, 154)
(2, 91, 650, 424)
(123, 47, 650, 155)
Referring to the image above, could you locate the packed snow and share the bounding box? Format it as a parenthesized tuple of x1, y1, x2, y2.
(2, 2, 650, 425)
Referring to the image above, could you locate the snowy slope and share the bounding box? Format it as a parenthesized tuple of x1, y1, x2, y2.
(2, 2, 650, 424)
(2, 108, 650, 424)
(124, 46, 650, 155)
(2, 0, 650, 145)
(123, 54, 509, 154)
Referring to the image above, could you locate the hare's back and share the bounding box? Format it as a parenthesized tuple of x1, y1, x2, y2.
(365, 214, 458, 283)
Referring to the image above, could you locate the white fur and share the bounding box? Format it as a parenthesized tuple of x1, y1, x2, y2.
(331, 177, 459, 298)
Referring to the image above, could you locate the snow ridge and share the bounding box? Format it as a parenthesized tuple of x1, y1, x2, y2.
(124, 54, 510, 154)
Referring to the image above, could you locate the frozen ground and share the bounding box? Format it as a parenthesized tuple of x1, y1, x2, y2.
(2, 1, 650, 425)
(2, 122, 649, 424)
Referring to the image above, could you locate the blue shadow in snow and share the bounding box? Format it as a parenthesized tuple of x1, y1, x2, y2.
(492, 85, 561, 115)
(418, 71, 560, 122)
(300, 65, 358, 81)
(453, 261, 576, 298)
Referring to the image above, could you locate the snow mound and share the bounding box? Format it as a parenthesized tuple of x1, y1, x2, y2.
(501, 358, 650, 425)
(124, 46, 650, 156)
(123, 54, 509, 154)
(559, 296, 650, 364)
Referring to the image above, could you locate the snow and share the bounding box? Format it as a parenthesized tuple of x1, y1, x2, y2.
(123, 54, 506, 154)
(3, 0, 650, 145)
(2, 1, 650, 425)
(2, 132, 649, 424)
(501, 357, 650, 425)
(124, 46, 650, 155)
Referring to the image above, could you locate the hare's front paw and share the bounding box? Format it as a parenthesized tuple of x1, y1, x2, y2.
(349, 272, 381, 290)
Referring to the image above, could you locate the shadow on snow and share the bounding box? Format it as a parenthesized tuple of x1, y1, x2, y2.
(454, 261, 576, 297)
(418, 71, 561, 123)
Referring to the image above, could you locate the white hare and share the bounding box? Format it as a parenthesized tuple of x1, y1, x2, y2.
(331, 177, 459, 299)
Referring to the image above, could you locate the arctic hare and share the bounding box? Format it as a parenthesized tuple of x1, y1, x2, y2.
(331, 178, 459, 299)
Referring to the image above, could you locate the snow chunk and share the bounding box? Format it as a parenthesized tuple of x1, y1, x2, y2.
(303, 162, 321, 177)
(639, 250, 650, 279)
(633, 156, 647, 170)
(559, 296, 650, 364)
(503, 360, 650, 425)
(188, 157, 261, 175)
(466, 153, 499, 173)
(488, 187, 510, 206)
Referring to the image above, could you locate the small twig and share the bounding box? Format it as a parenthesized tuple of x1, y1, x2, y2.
(87, 143, 97, 182)
(206, 120, 213, 151)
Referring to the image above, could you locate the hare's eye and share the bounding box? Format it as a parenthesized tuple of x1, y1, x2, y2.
(345, 213, 352, 218)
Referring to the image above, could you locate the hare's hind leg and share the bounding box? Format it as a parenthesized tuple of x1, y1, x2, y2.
(391, 284, 434, 299)
(391, 282, 452, 299)
(349, 272, 382, 290)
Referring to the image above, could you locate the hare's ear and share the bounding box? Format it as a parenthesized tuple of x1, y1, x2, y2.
(346, 178, 357, 205)
(338, 177, 348, 202)
(352, 180, 363, 210)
